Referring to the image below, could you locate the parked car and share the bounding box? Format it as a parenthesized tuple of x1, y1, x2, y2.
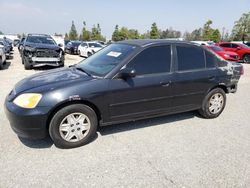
(206, 45, 239, 61)
(3, 38, 13, 51)
(0, 39, 11, 54)
(5, 40, 243, 148)
(13, 39, 20, 47)
(191, 41, 215, 46)
(216, 42, 250, 63)
(18, 37, 25, 53)
(78, 41, 104, 57)
(244, 42, 250, 47)
(65, 41, 81, 54)
(0, 45, 6, 70)
(20, 34, 64, 69)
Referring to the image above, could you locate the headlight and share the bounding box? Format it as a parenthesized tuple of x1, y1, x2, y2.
(25, 46, 36, 52)
(13, 93, 42, 109)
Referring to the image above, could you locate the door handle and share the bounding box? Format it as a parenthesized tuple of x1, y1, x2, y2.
(209, 76, 215, 81)
(160, 81, 171, 87)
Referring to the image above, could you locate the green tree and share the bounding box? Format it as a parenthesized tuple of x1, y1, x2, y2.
(128, 29, 140, 39)
(150, 22, 160, 39)
(111, 25, 129, 41)
(190, 28, 203, 41)
(202, 20, 213, 41)
(160, 27, 182, 39)
(210, 29, 221, 43)
(0, 31, 3, 35)
(112, 25, 120, 41)
(65, 33, 69, 40)
(231, 12, 250, 41)
(80, 21, 91, 41)
(69, 21, 78, 40)
(91, 24, 105, 41)
(119, 27, 129, 40)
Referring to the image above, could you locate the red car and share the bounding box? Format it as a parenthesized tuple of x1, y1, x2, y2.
(206, 45, 239, 61)
(216, 42, 250, 63)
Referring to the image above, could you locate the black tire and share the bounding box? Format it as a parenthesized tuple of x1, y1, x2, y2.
(198, 88, 226, 119)
(87, 52, 92, 57)
(59, 61, 64, 67)
(243, 54, 250, 64)
(0, 60, 3, 70)
(49, 104, 98, 148)
(23, 58, 32, 70)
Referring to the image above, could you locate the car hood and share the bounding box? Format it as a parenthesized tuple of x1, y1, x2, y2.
(25, 42, 60, 50)
(14, 67, 92, 94)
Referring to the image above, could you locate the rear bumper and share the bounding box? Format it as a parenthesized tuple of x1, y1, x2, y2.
(4, 99, 51, 139)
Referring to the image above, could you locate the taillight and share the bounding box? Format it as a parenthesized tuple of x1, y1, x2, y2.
(241, 65, 244, 75)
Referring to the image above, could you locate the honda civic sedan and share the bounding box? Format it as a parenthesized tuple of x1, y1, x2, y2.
(5, 40, 242, 148)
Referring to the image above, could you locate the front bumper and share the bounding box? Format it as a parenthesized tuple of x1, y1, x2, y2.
(4, 99, 51, 139)
(24, 56, 64, 67)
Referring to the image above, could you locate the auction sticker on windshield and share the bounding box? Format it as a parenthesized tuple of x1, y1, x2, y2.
(107, 51, 122, 57)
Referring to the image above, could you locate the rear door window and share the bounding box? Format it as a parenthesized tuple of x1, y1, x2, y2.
(176, 45, 205, 71)
(205, 51, 218, 68)
(220, 43, 231, 48)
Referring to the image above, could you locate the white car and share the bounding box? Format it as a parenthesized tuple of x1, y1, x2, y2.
(78, 42, 104, 57)
(0, 44, 6, 69)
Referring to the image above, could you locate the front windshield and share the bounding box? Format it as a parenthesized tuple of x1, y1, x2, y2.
(88, 43, 102, 48)
(210, 46, 224, 52)
(26, 36, 56, 45)
(241, 44, 250, 49)
(77, 43, 137, 77)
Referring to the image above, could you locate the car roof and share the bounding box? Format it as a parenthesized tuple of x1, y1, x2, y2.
(117, 39, 199, 47)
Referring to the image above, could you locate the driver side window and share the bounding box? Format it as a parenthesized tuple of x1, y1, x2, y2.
(126, 45, 171, 75)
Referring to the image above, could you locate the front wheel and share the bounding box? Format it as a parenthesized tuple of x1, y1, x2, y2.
(87, 52, 92, 57)
(23, 58, 32, 70)
(0, 59, 3, 70)
(49, 104, 98, 148)
(198, 88, 226, 119)
(243, 54, 250, 64)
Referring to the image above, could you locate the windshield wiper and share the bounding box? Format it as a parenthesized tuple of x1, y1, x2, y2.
(74, 66, 92, 77)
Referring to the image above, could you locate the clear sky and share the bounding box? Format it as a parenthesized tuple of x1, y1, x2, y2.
(0, 0, 249, 39)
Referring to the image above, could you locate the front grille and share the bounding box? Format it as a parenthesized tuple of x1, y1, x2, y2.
(36, 50, 59, 58)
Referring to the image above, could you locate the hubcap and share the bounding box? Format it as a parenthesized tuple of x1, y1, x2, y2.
(59, 113, 90, 142)
(208, 93, 224, 114)
(243, 56, 250, 64)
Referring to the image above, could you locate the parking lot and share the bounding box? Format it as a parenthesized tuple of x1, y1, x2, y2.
(0, 48, 250, 187)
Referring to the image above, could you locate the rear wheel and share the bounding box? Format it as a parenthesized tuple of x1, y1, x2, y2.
(49, 104, 98, 148)
(198, 88, 226, 119)
(243, 54, 250, 64)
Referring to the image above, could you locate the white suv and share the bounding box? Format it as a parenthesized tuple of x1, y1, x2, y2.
(78, 42, 104, 57)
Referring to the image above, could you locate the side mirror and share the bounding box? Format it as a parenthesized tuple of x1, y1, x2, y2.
(237, 46, 241, 50)
(58, 43, 63, 47)
(117, 68, 136, 79)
